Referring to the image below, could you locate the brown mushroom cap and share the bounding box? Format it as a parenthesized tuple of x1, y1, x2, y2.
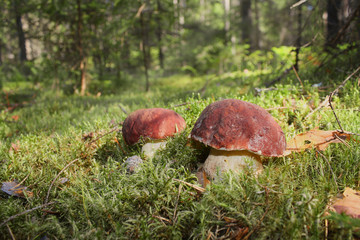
(191, 99, 286, 156)
(122, 108, 186, 145)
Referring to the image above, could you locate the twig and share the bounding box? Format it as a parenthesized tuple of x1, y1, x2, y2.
(44, 158, 80, 205)
(328, 95, 344, 133)
(0, 201, 56, 228)
(334, 134, 351, 149)
(266, 106, 294, 111)
(6, 224, 16, 240)
(328, 66, 360, 132)
(9, 174, 30, 191)
(290, 0, 307, 9)
(173, 178, 205, 193)
(119, 104, 128, 115)
(87, 126, 122, 146)
(330, 66, 360, 96)
(152, 215, 171, 226)
(172, 184, 182, 225)
(316, 149, 338, 192)
(292, 65, 304, 89)
(337, 130, 360, 137)
(304, 96, 330, 120)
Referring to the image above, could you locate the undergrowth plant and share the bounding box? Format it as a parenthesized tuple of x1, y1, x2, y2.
(0, 65, 360, 239)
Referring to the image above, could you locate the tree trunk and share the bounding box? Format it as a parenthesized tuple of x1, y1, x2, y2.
(0, 40, 2, 65)
(240, 0, 252, 48)
(76, 0, 87, 96)
(14, 0, 27, 62)
(253, 0, 260, 49)
(294, 3, 302, 71)
(140, 3, 151, 92)
(156, 0, 164, 69)
(223, 0, 230, 46)
(326, 0, 341, 46)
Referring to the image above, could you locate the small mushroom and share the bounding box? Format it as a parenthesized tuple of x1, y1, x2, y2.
(191, 99, 286, 179)
(122, 108, 186, 159)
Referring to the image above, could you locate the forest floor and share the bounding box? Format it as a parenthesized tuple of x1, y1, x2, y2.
(1, 68, 360, 239)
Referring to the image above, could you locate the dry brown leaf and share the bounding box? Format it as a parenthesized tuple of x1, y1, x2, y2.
(195, 167, 211, 188)
(9, 142, 20, 153)
(1, 181, 33, 198)
(329, 187, 360, 219)
(283, 129, 350, 156)
(11, 115, 19, 121)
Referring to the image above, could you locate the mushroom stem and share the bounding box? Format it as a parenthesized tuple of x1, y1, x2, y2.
(203, 148, 263, 180)
(141, 141, 167, 159)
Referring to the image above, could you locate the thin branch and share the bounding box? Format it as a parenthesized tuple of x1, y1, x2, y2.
(292, 65, 304, 89)
(87, 126, 122, 146)
(328, 66, 360, 132)
(330, 66, 360, 96)
(44, 158, 80, 205)
(328, 95, 344, 132)
(9, 174, 30, 191)
(6, 224, 16, 240)
(0, 201, 56, 228)
(290, 0, 307, 9)
(118, 104, 128, 115)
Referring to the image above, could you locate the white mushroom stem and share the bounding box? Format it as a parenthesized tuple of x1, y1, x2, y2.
(203, 148, 263, 180)
(141, 141, 167, 159)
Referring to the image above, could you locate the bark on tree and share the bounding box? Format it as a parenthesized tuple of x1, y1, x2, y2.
(156, 0, 164, 69)
(253, 0, 260, 49)
(14, 1, 27, 62)
(76, 0, 87, 96)
(0, 41, 2, 65)
(140, 2, 151, 92)
(240, 0, 252, 47)
(294, 3, 302, 71)
(326, 0, 341, 47)
(223, 0, 230, 46)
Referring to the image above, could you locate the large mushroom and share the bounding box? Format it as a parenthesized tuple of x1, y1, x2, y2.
(191, 99, 286, 179)
(122, 108, 186, 159)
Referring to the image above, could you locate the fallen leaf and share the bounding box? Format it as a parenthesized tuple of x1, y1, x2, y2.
(11, 115, 19, 121)
(1, 181, 33, 198)
(329, 187, 360, 219)
(283, 129, 350, 156)
(195, 167, 211, 188)
(9, 142, 20, 153)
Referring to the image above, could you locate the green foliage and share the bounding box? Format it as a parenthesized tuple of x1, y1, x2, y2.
(1, 61, 360, 238)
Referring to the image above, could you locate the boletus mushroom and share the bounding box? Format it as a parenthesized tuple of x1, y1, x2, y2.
(191, 99, 286, 179)
(122, 108, 186, 159)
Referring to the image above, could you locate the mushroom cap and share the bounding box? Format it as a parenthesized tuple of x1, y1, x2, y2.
(122, 108, 186, 145)
(190, 99, 286, 156)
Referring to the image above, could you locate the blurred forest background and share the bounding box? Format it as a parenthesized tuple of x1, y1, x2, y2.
(0, 0, 359, 95)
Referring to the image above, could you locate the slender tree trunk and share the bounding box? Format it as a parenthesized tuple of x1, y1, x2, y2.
(326, 0, 341, 46)
(140, 5, 151, 92)
(76, 0, 87, 96)
(253, 0, 260, 49)
(294, 3, 302, 71)
(156, 0, 164, 69)
(13, 1, 27, 62)
(240, 0, 252, 48)
(0, 40, 2, 65)
(223, 0, 230, 46)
